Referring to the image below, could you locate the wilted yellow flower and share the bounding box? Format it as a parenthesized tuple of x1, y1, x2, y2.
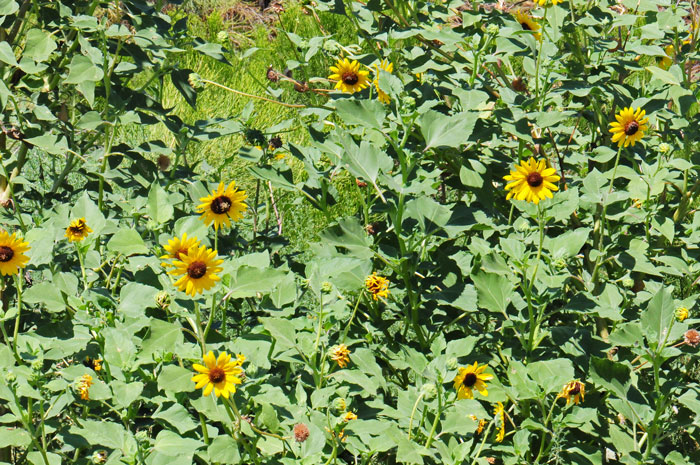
(365, 272, 390, 300)
(514, 10, 541, 41)
(191, 351, 244, 398)
(609, 107, 649, 148)
(65, 218, 92, 242)
(343, 411, 357, 422)
(494, 402, 505, 442)
(469, 415, 487, 434)
(77, 374, 93, 400)
(557, 380, 585, 405)
(330, 344, 351, 368)
(503, 158, 560, 204)
(83, 357, 102, 372)
(373, 59, 394, 104)
(454, 362, 493, 399)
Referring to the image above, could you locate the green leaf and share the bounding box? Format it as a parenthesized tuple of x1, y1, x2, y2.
(419, 110, 477, 150)
(153, 404, 198, 434)
(260, 317, 296, 350)
(207, 436, 240, 464)
(528, 359, 575, 394)
(64, 55, 104, 84)
(259, 403, 280, 432)
(153, 430, 203, 457)
(226, 266, 288, 299)
(472, 272, 513, 314)
(640, 287, 675, 348)
(0, 427, 31, 447)
(107, 229, 149, 256)
(23, 29, 57, 62)
(0, 0, 18, 16)
(589, 357, 632, 398)
(334, 99, 386, 129)
(158, 365, 195, 394)
(645, 65, 680, 86)
(0, 41, 18, 66)
(147, 182, 175, 224)
(23, 282, 65, 313)
(140, 319, 184, 357)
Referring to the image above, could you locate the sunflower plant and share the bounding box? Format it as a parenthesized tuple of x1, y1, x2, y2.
(1, 0, 700, 464)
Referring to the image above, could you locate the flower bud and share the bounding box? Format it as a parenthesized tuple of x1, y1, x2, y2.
(216, 31, 228, 42)
(188, 73, 205, 91)
(622, 278, 635, 289)
(156, 291, 170, 310)
(486, 24, 499, 35)
(446, 357, 458, 370)
(421, 383, 437, 400)
(676, 307, 689, 322)
(658, 143, 671, 153)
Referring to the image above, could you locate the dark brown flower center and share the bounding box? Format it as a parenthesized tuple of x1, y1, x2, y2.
(208, 367, 225, 384)
(187, 261, 207, 279)
(569, 384, 580, 395)
(527, 172, 543, 187)
(69, 223, 87, 234)
(624, 120, 639, 136)
(342, 72, 359, 85)
(0, 246, 14, 262)
(211, 196, 232, 215)
(521, 22, 531, 31)
(463, 372, 477, 387)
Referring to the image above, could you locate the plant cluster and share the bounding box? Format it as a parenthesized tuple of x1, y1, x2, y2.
(1, 0, 700, 464)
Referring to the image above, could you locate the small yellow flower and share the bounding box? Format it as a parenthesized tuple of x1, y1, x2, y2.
(365, 272, 390, 301)
(557, 380, 585, 405)
(329, 58, 370, 94)
(676, 307, 689, 322)
(659, 44, 675, 70)
(330, 344, 351, 368)
(197, 181, 248, 230)
(493, 402, 505, 442)
(0, 230, 30, 276)
(343, 411, 358, 422)
(536, 0, 562, 5)
(65, 218, 92, 242)
(160, 233, 201, 267)
(191, 351, 244, 398)
(453, 362, 493, 399)
(503, 158, 560, 204)
(373, 59, 394, 104)
(514, 10, 541, 42)
(77, 374, 93, 400)
(609, 107, 649, 148)
(168, 245, 224, 296)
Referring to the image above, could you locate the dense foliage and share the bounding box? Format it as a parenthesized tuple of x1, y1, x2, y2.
(1, 0, 700, 464)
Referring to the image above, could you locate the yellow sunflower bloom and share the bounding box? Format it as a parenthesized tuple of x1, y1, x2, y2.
(676, 307, 689, 322)
(343, 411, 358, 422)
(373, 59, 394, 104)
(191, 351, 244, 398)
(330, 344, 351, 368)
(160, 233, 201, 267)
(515, 10, 541, 42)
(168, 245, 224, 296)
(609, 107, 649, 148)
(503, 158, 560, 204)
(65, 218, 92, 242)
(197, 181, 248, 231)
(365, 272, 390, 301)
(0, 230, 30, 276)
(494, 402, 506, 442)
(557, 380, 585, 405)
(536, 0, 562, 5)
(453, 362, 493, 399)
(329, 58, 370, 94)
(83, 357, 102, 372)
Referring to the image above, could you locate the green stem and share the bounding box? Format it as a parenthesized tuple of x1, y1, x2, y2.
(11, 273, 23, 355)
(424, 383, 443, 448)
(76, 244, 88, 291)
(526, 204, 544, 356)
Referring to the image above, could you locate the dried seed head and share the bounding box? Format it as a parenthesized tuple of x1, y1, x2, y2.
(294, 81, 309, 93)
(266, 66, 280, 82)
(684, 329, 700, 347)
(293, 423, 310, 442)
(355, 178, 368, 188)
(157, 154, 171, 171)
(512, 77, 527, 92)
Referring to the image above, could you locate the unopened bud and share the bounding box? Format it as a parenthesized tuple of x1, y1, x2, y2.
(188, 73, 205, 91)
(217, 31, 228, 42)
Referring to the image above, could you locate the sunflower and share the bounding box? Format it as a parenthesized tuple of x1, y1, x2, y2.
(469, 415, 487, 434)
(77, 374, 93, 400)
(160, 233, 201, 267)
(168, 245, 224, 296)
(536, 0, 562, 5)
(330, 344, 351, 368)
(557, 380, 585, 405)
(676, 307, 689, 322)
(514, 10, 541, 41)
(191, 351, 244, 398)
(659, 44, 675, 70)
(65, 218, 92, 242)
(493, 402, 506, 442)
(453, 362, 493, 399)
(197, 181, 248, 231)
(365, 272, 390, 300)
(0, 230, 30, 276)
(82, 357, 102, 372)
(343, 411, 358, 422)
(609, 107, 649, 148)
(329, 58, 370, 94)
(503, 158, 560, 204)
(373, 59, 394, 104)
